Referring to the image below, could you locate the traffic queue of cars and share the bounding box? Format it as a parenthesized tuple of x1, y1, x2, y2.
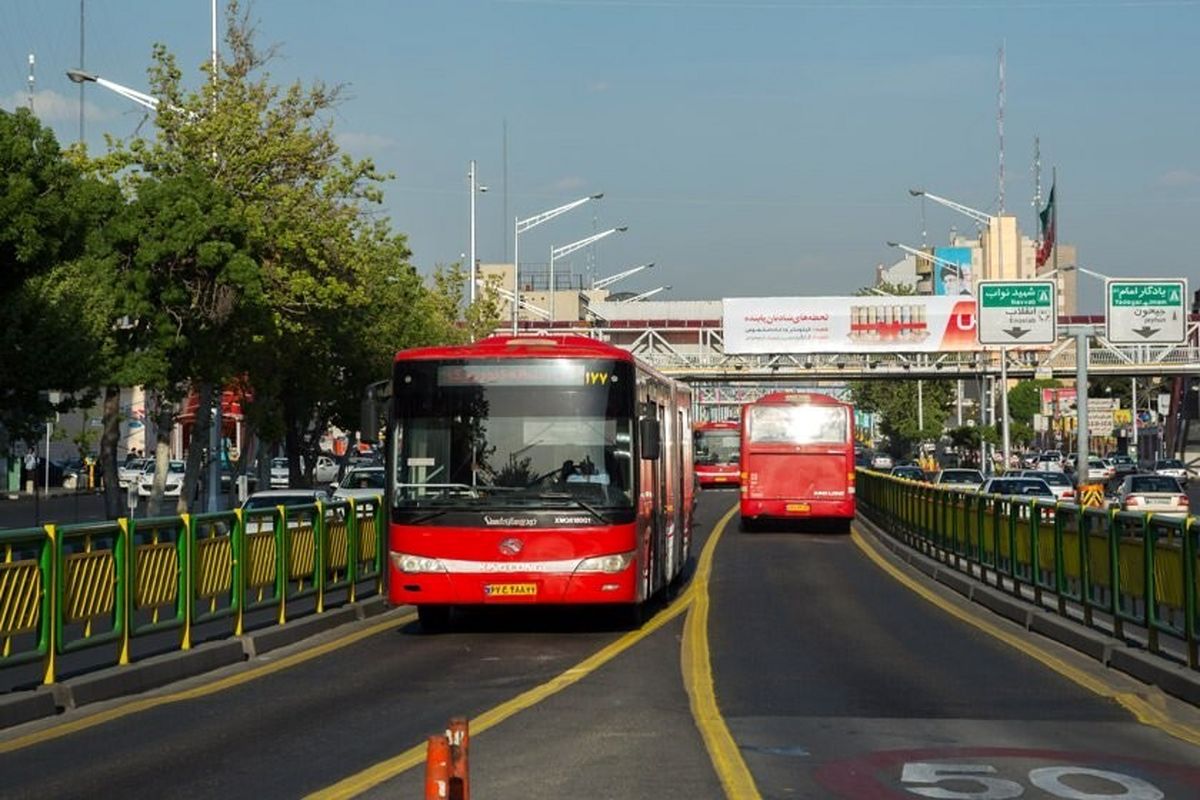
(879, 449, 1191, 519)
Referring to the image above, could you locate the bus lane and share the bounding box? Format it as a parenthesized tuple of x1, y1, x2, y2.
(707, 514, 1200, 799)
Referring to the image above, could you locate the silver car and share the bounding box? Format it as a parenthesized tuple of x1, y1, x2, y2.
(1117, 474, 1189, 518)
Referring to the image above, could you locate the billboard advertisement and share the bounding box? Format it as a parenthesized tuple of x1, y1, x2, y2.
(932, 246, 974, 296)
(723, 296, 977, 354)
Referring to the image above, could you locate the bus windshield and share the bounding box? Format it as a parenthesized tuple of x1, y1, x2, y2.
(747, 404, 849, 446)
(694, 428, 740, 465)
(392, 358, 636, 512)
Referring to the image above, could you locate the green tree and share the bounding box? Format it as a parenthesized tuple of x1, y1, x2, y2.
(0, 109, 117, 442)
(852, 379, 955, 457)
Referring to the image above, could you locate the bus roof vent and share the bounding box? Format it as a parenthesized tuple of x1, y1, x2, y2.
(506, 337, 559, 347)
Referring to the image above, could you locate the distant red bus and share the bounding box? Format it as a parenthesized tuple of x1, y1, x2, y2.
(387, 334, 693, 630)
(739, 392, 856, 531)
(693, 421, 741, 487)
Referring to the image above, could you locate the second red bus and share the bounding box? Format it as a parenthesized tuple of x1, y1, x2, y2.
(739, 391, 856, 532)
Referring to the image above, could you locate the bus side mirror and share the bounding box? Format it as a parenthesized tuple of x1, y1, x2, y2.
(639, 418, 661, 461)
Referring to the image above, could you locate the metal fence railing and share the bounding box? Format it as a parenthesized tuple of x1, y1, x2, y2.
(0, 496, 386, 686)
(857, 470, 1198, 671)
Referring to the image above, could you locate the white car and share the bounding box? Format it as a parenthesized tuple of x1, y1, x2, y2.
(979, 477, 1055, 500)
(1152, 459, 1190, 487)
(118, 458, 149, 489)
(935, 469, 985, 491)
(1117, 474, 1189, 518)
(240, 489, 331, 533)
(269, 457, 290, 489)
(332, 466, 386, 502)
(269, 455, 339, 488)
(870, 453, 894, 470)
(137, 460, 187, 497)
(1014, 470, 1076, 502)
(1084, 457, 1115, 483)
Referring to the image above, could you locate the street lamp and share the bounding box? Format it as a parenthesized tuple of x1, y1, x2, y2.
(591, 262, 654, 291)
(66, 68, 159, 112)
(513, 193, 603, 333)
(549, 226, 627, 321)
(468, 160, 488, 305)
(619, 286, 670, 303)
(886, 241, 969, 294)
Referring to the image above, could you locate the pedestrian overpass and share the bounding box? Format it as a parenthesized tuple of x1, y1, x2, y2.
(538, 314, 1200, 382)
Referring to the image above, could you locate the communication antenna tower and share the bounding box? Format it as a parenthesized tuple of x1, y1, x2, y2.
(997, 42, 1006, 213)
(27, 53, 35, 111)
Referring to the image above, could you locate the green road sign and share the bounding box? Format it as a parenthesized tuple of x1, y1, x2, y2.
(976, 280, 1057, 345)
(1105, 278, 1188, 344)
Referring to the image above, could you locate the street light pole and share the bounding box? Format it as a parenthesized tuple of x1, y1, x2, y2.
(549, 226, 627, 321)
(512, 193, 603, 333)
(468, 160, 487, 306)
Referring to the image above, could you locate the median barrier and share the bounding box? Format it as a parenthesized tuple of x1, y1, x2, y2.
(0, 495, 387, 723)
(857, 469, 1198, 675)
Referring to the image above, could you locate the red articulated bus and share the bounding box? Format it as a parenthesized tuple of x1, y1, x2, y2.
(387, 334, 693, 630)
(738, 391, 856, 532)
(693, 421, 741, 488)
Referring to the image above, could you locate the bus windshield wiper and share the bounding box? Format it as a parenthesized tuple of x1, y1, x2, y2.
(535, 492, 610, 524)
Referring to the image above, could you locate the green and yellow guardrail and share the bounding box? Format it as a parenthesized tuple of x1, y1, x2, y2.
(0, 496, 385, 685)
(857, 470, 1199, 671)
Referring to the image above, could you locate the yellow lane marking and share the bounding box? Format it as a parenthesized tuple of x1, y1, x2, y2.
(309, 582, 698, 798)
(681, 504, 762, 800)
(0, 610, 416, 754)
(851, 525, 1200, 748)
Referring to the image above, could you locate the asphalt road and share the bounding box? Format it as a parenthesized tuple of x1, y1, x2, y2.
(1, 490, 1199, 799)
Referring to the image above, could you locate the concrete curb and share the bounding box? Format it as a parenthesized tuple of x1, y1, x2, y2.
(856, 513, 1200, 707)
(240, 606, 359, 659)
(0, 687, 58, 728)
(61, 640, 246, 710)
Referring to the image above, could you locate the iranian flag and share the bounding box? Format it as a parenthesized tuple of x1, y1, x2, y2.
(1036, 183, 1056, 267)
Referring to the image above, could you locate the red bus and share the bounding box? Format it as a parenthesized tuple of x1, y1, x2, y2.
(693, 421, 741, 487)
(387, 334, 694, 630)
(738, 392, 856, 532)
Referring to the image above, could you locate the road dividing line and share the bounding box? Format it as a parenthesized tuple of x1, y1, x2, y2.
(0, 611, 417, 754)
(681, 503, 762, 800)
(851, 524, 1200, 749)
(309, 576, 699, 799)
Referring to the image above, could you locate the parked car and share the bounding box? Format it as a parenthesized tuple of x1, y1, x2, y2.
(137, 460, 187, 497)
(1116, 474, 1190, 518)
(1012, 469, 1075, 502)
(1152, 459, 1190, 487)
(240, 489, 331, 533)
(935, 469, 985, 491)
(269, 457, 290, 489)
(979, 477, 1055, 499)
(118, 458, 150, 489)
(889, 465, 926, 481)
(332, 466, 386, 501)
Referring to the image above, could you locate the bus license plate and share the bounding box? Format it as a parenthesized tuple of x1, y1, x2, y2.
(713, 476, 727, 482)
(484, 583, 537, 597)
(786, 503, 811, 513)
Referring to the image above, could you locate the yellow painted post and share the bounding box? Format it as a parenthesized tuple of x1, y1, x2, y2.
(347, 498, 358, 604)
(42, 524, 58, 686)
(315, 499, 325, 615)
(234, 508, 245, 636)
(277, 505, 288, 626)
(118, 517, 132, 666)
(180, 514, 193, 651)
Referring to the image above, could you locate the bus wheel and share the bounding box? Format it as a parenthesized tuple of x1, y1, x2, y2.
(617, 602, 644, 630)
(739, 515, 757, 533)
(836, 518, 853, 535)
(417, 605, 452, 633)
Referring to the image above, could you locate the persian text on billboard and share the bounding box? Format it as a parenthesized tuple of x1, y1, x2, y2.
(722, 296, 978, 354)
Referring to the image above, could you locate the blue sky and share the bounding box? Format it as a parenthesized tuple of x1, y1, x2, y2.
(3, 1, 1198, 308)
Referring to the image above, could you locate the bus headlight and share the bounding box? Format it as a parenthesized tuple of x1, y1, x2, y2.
(576, 551, 635, 574)
(390, 552, 447, 574)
